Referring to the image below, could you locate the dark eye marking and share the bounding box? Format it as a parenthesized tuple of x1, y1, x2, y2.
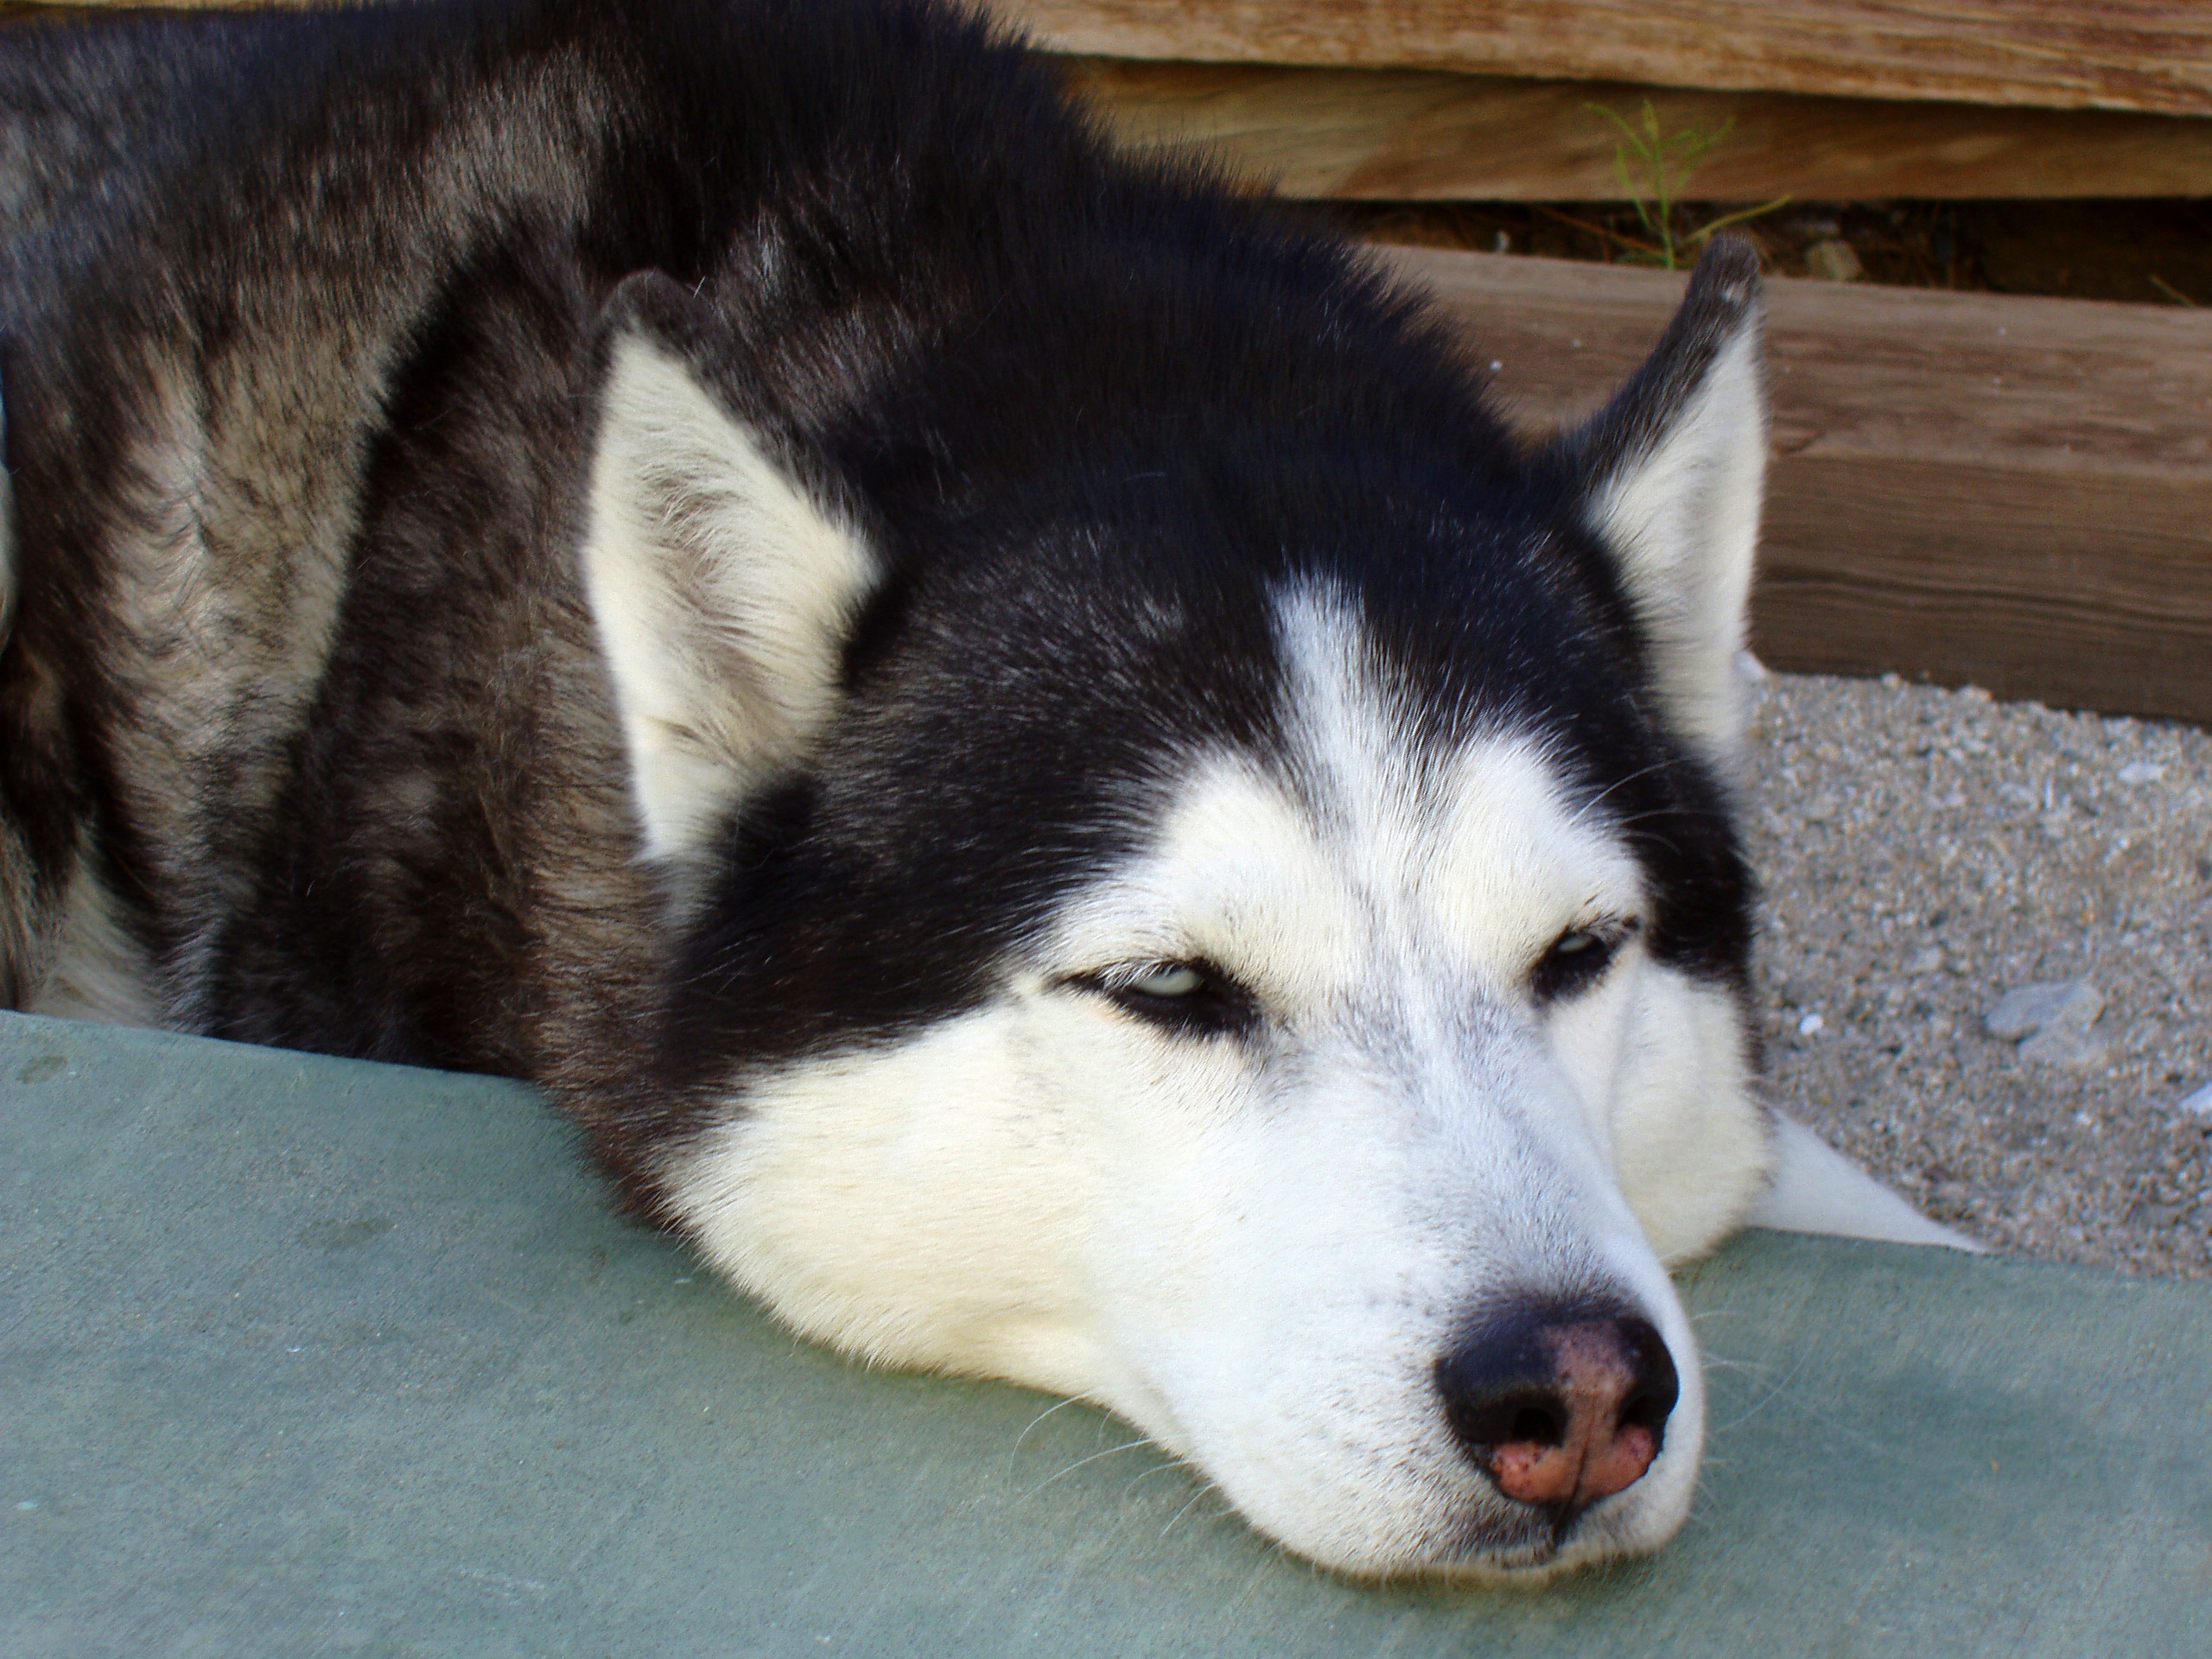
(1530, 918, 1641, 1004)
(1062, 959, 1261, 1041)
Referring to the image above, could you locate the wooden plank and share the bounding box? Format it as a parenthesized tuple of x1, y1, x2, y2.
(1000, 2, 2212, 118)
(1380, 246, 2212, 721)
(1060, 57, 2212, 200)
(16, 0, 2212, 118)
(19, 3, 2212, 171)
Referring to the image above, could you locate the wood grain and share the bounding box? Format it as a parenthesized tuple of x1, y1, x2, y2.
(16, 0, 2212, 117)
(19, 2, 2212, 169)
(1060, 57, 2212, 200)
(1381, 247, 2212, 721)
(1000, 2, 2212, 118)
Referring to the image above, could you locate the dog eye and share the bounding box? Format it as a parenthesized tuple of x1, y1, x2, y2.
(1530, 921, 1637, 1003)
(1127, 963, 1205, 998)
(1068, 960, 1261, 1040)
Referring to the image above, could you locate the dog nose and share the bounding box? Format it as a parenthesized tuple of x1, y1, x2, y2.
(1436, 1306, 1679, 1513)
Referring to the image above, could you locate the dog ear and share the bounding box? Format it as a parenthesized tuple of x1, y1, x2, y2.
(582, 274, 875, 865)
(1551, 238, 1767, 766)
(1747, 1116, 1986, 1252)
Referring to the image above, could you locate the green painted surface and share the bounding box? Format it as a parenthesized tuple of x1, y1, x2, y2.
(2, 1009, 2208, 1656)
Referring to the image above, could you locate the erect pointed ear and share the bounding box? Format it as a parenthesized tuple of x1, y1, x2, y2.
(1748, 1115, 1986, 1252)
(582, 273, 876, 864)
(1551, 238, 1767, 766)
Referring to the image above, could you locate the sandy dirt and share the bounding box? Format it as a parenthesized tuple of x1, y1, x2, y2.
(1743, 671, 2212, 1278)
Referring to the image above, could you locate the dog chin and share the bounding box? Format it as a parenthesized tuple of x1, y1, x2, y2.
(1112, 1402, 1702, 1584)
(1236, 1486, 1695, 1586)
(1363, 1472, 1697, 1585)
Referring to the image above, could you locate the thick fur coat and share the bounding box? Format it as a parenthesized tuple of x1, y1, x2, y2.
(0, 0, 1959, 1579)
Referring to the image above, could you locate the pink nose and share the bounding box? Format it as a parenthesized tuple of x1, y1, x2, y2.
(1437, 1306, 1679, 1516)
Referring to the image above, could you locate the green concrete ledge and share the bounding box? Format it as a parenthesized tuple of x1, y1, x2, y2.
(3, 1010, 2208, 1656)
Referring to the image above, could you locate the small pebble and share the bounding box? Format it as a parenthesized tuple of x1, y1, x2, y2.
(1985, 980, 2104, 1041)
(2118, 762, 2165, 785)
(2180, 1082, 2212, 1118)
(1805, 238, 1865, 283)
(2018, 1027, 2109, 1071)
(1796, 1012, 1825, 1037)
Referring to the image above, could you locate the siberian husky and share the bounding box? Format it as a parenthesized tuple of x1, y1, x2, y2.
(0, 0, 1966, 1580)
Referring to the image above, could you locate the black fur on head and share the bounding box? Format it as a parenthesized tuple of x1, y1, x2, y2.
(650, 181, 1762, 1103)
(0, 0, 1758, 1191)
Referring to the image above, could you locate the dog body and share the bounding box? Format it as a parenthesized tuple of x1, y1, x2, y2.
(0, 0, 1948, 1579)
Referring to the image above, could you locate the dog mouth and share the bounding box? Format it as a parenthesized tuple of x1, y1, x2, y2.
(1293, 1492, 1645, 1586)
(1119, 1279, 1694, 1580)
(1154, 1404, 1681, 1584)
(1439, 1487, 1640, 1576)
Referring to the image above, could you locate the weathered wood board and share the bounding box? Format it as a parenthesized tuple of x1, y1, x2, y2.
(20, 0, 2212, 119)
(1000, 1, 2212, 118)
(1058, 56, 2212, 200)
(17, 2, 2212, 203)
(6, 1009, 2210, 1653)
(1388, 246, 2212, 722)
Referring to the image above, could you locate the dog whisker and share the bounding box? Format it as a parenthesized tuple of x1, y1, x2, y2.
(1025, 1437, 1154, 1497)
(1008, 1395, 1084, 1465)
(1160, 1479, 1222, 1538)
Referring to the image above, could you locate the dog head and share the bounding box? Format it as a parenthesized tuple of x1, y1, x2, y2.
(576, 238, 1770, 1579)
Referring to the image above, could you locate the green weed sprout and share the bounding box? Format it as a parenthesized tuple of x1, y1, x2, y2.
(1586, 99, 1789, 270)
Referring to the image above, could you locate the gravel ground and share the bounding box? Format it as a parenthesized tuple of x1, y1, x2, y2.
(1743, 671, 2212, 1278)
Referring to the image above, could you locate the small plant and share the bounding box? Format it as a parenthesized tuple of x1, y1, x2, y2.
(1586, 99, 1789, 270)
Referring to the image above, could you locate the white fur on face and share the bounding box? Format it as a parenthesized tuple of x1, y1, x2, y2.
(664, 587, 1768, 1579)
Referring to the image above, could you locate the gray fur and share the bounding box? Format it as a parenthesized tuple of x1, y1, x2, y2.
(0, 0, 1815, 1577)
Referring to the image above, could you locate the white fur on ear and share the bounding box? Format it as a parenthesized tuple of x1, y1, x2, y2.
(1571, 245, 1768, 767)
(1746, 1115, 1986, 1253)
(582, 332, 874, 863)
